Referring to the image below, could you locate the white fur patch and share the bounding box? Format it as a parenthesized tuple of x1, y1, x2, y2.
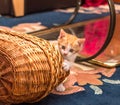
(56, 83, 65, 92)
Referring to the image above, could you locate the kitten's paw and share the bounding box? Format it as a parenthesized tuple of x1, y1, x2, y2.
(62, 60, 71, 71)
(56, 83, 65, 92)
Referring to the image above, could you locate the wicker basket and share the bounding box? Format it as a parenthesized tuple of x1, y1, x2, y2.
(0, 29, 69, 104)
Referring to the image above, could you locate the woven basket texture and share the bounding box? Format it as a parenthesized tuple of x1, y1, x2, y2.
(0, 29, 69, 104)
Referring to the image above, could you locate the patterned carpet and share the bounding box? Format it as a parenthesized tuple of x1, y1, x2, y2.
(1, 3, 120, 105)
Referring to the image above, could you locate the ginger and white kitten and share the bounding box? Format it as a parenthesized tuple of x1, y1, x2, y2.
(58, 29, 85, 62)
(55, 29, 85, 92)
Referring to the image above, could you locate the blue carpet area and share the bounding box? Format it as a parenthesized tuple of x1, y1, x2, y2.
(18, 67, 120, 105)
(0, 11, 109, 28)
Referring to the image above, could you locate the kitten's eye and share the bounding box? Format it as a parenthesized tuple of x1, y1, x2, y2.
(62, 46, 65, 49)
(69, 49, 74, 52)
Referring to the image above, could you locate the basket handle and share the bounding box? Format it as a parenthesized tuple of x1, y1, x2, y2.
(64, 0, 82, 25)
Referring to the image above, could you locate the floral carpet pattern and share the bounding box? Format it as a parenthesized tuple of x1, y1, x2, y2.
(56, 4, 120, 14)
(52, 63, 116, 95)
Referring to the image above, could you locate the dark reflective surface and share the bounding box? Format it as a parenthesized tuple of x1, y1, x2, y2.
(30, 1, 116, 67)
(92, 14, 120, 67)
(79, 17, 109, 56)
(34, 15, 110, 60)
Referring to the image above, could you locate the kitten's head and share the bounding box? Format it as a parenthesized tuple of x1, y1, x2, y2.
(58, 29, 85, 60)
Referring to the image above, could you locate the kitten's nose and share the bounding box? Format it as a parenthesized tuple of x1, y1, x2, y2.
(64, 53, 67, 56)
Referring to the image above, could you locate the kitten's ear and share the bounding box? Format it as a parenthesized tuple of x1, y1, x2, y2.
(77, 38, 85, 46)
(58, 29, 66, 39)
